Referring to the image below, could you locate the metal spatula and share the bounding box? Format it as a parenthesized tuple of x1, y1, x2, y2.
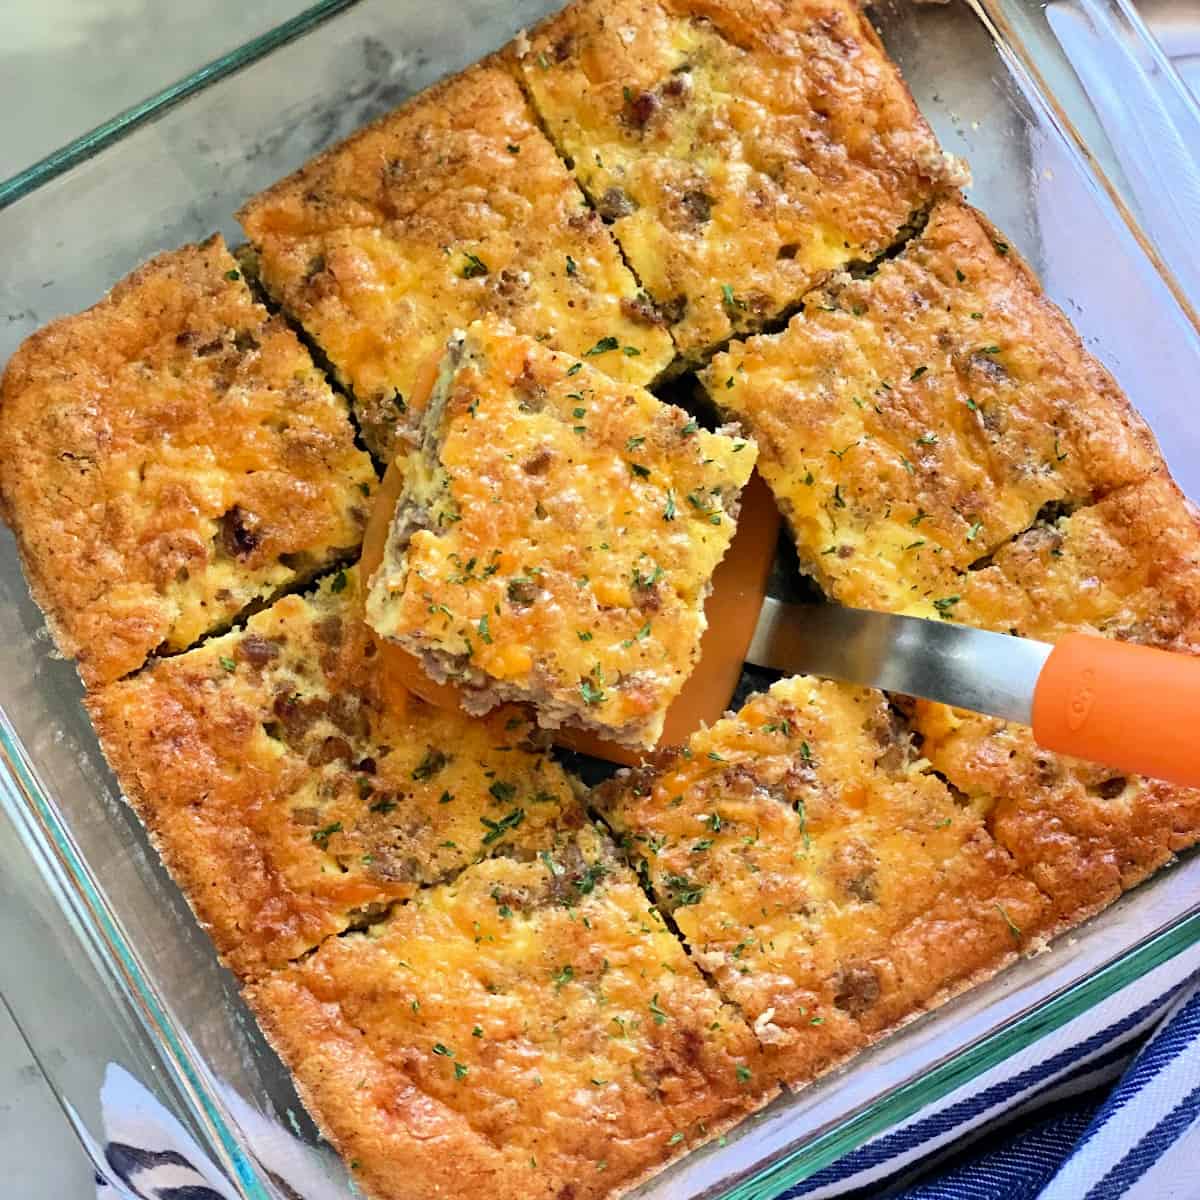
(747, 596, 1200, 790)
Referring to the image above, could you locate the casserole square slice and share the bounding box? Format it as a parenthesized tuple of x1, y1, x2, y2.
(517, 0, 957, 360)
(89, 568, 581, 977)
(246, 823, 776, 1200)
(365, 321, 756, 749)
(239, 62, 674, 460)
(596, 674, 1047, 1087)
(704, 199, 1161, 617)
(0, 236, 375, 688)
(912, 474, 1200, 925)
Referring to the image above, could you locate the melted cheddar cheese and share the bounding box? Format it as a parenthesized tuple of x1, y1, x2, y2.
(366, 321, 756, 748)
(597, 675, 1046, 1085)
(0, 236, 374, 687)
(911, 474, 1200, 925)
(89, 568, 579, 977)
(705, 200, 1160, 616)
(517, 0, 954, 360)
(239, 63, 674, 460)
(246, 824, 774, 1200)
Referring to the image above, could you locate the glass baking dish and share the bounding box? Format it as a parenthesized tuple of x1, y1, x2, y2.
(2, 0, 1200, 1196)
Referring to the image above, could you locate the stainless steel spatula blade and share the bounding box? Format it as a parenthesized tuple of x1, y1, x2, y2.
(745, 596, 1054, 723)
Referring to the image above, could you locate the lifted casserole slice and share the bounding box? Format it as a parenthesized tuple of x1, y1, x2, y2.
(238, 62, 674, 460)
(246, 823, 776, 1200)
(911, 474, 1200, 925)
(596, 675, 1047, 1086)
(0, 236, 375, 688)
(704, 199, 1161, 616)
(516, 0, 956, 360)
(365, 322, 756, 750)
(88, 569, 580, 977)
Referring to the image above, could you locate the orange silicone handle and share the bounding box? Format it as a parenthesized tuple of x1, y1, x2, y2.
(1032, 632, 1200, 789)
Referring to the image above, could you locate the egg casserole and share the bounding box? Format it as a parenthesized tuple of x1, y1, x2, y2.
(0, 236, 375, 688)
(911, 474, 1200, 925)
(703, 199, 1160, 616)
(365, 321, 756, 749)
(596, 675, 1046, 1085)
(516, 0, 957, 361)
(246, 822, 776, 1200)
(89, 568, 580, 977)
(238, 62, 674, 461)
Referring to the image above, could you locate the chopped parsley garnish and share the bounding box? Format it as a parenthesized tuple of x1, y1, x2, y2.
(460, 252, 489, 279)
(932, 595, 961, 616)
(472, 1025, 484, 1037)
(681, 419, 699, 436)
(454, 1062, 469, 1080)
(909, 508, 928, 527)
(993, 240, 1009, 255)
(577, 630, 593, 641)
(566, 361, 582, 377)
(736, 1066, 752, 1083)
(585, 335, 620, 356)
(506, 143, 521, 154)
(800, 741, 813, 764)
(630, 462, 651, 478)
(649, 994, 669, 1025)
(915, 432, 938, 446)
(477, 613, 492, 644)
(966, 521, 983, 542)
(955, 268, 966, 282)
(480, 808, 525, 844)
(1054, 435, 1068, 462)
(910, 365, 928, 381)
(439, 790, 453, 805)
(580, 677, 607, 706)
(412, 749, 448, 781)
(721, 283, 745, 312)
(565, 254, 578, 276)
(432, 1043, 454, 1057)
(626, 435, 645, 451)
(996, 903, 1022, 941)
(663, 490, 677, 521)
(668, 1132, 685, 1146)
(219, 656, 236, 672)
(552, 965, 575, 991)
(330, 570, 348, 593)
(980, 344, 1001, 354)
(664, 873, 704, 907)
(832, 484, 846, 508)
(311, 822, 342, 848)
(489, 780, 517, 803)
(224, 268, 241, 281)
(624, 345, 641, 356)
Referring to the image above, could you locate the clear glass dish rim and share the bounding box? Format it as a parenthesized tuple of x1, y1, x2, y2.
(3, 0, 1200, 1195)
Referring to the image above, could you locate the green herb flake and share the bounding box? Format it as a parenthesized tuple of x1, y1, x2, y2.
(915, 432, 938, 446)
(311, 822, 342, 848)
(506, 142, 521, 154)
(681, 418, 699, 436)
(580, 677, 607, 706)
(585, 336, 620, 356)
(460, 252, 489, 279)
(565, 254, 578, 276)
(454, 1062, 469, 1080)
(966, 521, 983, 542)
(566, 361, 582, 377)
(577, 630, 593, 642)
(994, 240, 1010, 256)
(472, 1025, 484, 1037)
(663, 490, 677, 521)
(477, 613, 493, 644)
(480, 808, 525, 844)
(910, 365, 928, 381)
(630, 462, 651, 478)
(649, 994, 669, 1025)
(224, 268, 241, 282)
(552, 964, 575, 991)
(736, 1065, 752, 1083)
(955, 268, 966, 283)
(932, 595, 961, 616)
(219, 656, 237, 673)
(330, 570, 348, 593)
(668, 1132, 685, 1146)
(489, 780, 516, 804)
(432, 1043, 454, 1057)
(626, 435, 645, 451)
(721, 283, 745, 312)
(412, 748, 447, 781)
(996, 903, 1022, 941)
(624, 345, 641, 356)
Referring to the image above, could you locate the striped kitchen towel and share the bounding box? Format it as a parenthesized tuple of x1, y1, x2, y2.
(786, 945, 1200, 1199)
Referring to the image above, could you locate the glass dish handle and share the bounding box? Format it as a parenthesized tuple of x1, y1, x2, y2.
(1046, 0, 1200, 302)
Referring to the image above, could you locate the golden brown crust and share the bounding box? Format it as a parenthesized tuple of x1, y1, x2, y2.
(238, 62, 673, 460)
(0, 236, 375, 688)
(517, 0, 953, 359)
(704, 199, 1161, 615)
(366, 321, 755, 747)
(595, 675, 1047, 1086)
(245, 825, 777, 1200)
(911, 474, 1200, 924)
(88, 568, 581, 977)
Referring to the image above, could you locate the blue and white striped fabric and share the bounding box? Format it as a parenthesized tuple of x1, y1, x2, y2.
(784, 946, 1200, 1200)
(94, 949, 1200, 1199)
